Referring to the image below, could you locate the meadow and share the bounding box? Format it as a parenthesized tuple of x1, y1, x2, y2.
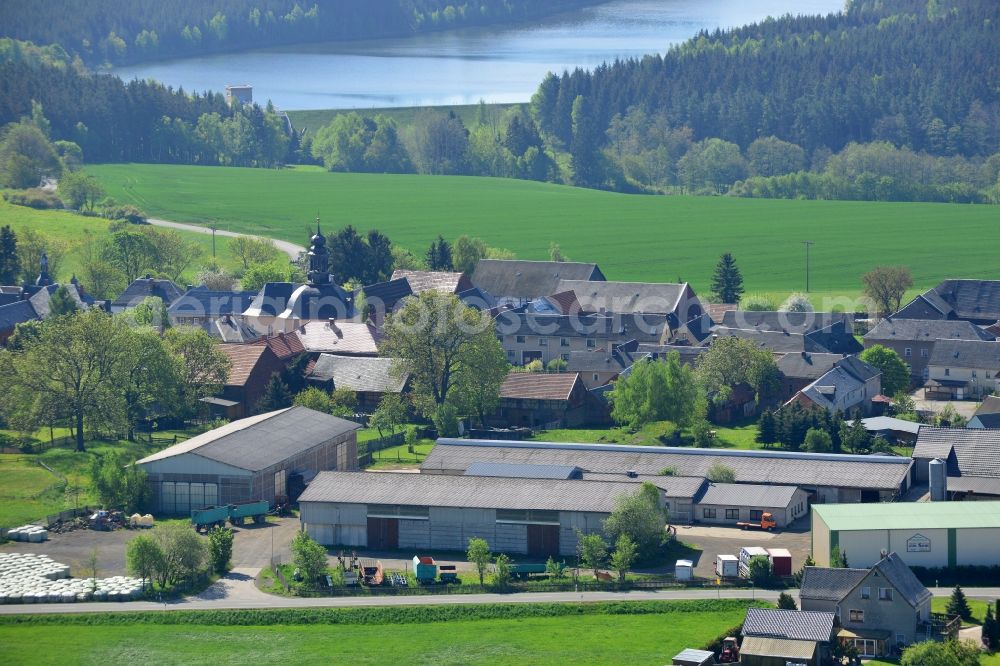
(88, 164, 999, 301)
(0, 600, 753, 665)
(0, 198, 240, 284)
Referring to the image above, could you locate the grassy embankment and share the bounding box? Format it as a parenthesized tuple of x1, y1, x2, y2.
(88, 163, 1000, 305)
(0, 197, 241, 284)
(0, 600, 758, 665)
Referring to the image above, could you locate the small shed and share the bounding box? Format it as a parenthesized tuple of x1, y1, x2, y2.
(671, 648, 714, 666)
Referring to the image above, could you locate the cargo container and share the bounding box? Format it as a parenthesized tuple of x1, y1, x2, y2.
(715, 554, 739, 578)
(412, 556, 438, 584)
(738, 546, 769, 578)
(766, 548, 793, 577)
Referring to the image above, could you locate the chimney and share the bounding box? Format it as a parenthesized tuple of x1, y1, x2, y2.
(186, 285, 194, 292)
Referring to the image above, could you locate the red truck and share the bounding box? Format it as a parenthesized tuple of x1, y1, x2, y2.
(736, 512, 777, 531)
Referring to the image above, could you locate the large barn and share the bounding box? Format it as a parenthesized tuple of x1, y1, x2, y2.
(136, 407, 359, 514)
(422, 439, 914, 503)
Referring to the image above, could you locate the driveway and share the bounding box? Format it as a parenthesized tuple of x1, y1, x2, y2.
(147, 218, 305, 260)
(671, 519, 813, 578)
(909, 390, 980, 419)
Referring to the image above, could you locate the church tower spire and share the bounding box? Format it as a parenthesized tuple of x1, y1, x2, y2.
(307, 218, 330, 285)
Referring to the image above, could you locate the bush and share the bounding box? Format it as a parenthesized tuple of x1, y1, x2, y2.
(739, 293, 776, 311)
(101, 203, 147, 224)
(3, 188, 63, 209)
(290, 531, 327, 589)
(208, 527, 234, 575)
(748, 555, 773, 585)
(707, 463, 736, 483)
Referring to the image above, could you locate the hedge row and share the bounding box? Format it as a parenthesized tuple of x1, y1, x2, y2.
(0, 599, 770, 627)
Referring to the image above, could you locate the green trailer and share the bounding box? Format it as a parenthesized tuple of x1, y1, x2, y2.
(228, 500, 269, 526)
(191, 505, 229, 532)
(412, 556, 438, 584)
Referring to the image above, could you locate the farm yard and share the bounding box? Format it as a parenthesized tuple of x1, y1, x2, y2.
(88, 164, 1000, 302)
(0, 600, 759, 665)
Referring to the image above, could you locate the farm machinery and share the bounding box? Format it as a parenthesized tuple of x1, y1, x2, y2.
(190, 501, 269, 532)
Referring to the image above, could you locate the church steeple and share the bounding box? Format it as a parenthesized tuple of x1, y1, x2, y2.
(35, 252, 52, 287)
(307, 217, 330, 285)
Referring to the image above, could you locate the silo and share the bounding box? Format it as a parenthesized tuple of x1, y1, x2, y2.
(929, 458, 948, 501)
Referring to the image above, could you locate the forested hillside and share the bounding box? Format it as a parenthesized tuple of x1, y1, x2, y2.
(0, 0, 600, 66)
(0, 44, 294, 166)
(531, 0, 1000, 200)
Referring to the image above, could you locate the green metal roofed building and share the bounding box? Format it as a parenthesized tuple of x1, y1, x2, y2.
(811, 502, 1000, 569)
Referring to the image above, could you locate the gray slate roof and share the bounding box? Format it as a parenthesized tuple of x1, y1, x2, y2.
(864, 317, 994, 343)
(695, 482, 800, 508)
(168, 286, 258, 318)
(136, 406, 359, 472)
(913, 427, 1000, 482)
(895, 280, 1000, 322)
(974, 395, 1000, 416)
(553, 279, 696, 318)
(928, 339, 1000, 369)
(875, 552, 932, 607)
(798, 360, 878, 412)
(971, 413, 1000, 429)
(742, 607, 835, 642)
(472, 259, 604, 300)
(464, 462, 582, 479)
(777, 352, 843, 381)
(308, 355, 408, 393)
(299, 470, 661, 513)
(111, 276, 184, 309)
(0, 299, 38, 331)
(423, 440, 912, 491)
(496, 310, 667, 342)
(799, 567, 869, 601)
(721, 311, 853, 335)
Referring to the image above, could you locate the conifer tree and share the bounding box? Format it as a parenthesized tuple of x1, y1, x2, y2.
(710, 252, 744, 304)
(947, 585, 972, 621)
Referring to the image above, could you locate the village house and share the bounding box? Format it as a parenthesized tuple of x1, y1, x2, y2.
(495, 371, 601, 428)
(168, 285, 257, 333)
(924, 338, 1000, 400)
(784, 356, 881, 416)
(390, 268, 471, 295)
(799, 552, 943, 658)
(306, 355, 409, 411)
(775, 352, 844, 401)
(293, 319, 380, 356)
(471, 259, 605, 307)
(892, 279, 1000, 325)
(109, 274, 184, 313)
(968, 395, 1000, 429)
(863, 317, 994, 383)
(211, 343, 288, 419)
(550, 279, 704, 337)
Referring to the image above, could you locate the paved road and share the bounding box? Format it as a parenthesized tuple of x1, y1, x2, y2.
(147, 218, 306, 260)
(2, 574, 998, 615)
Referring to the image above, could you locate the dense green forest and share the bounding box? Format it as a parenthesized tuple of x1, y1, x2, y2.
(531, 0, 999, 199)
(0, 0, 600, 66)
(0, 42, 295, 167)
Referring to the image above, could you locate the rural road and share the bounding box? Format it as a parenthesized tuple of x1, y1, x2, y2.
(2, 577, 998, 615)
(147, 218, 306, 260)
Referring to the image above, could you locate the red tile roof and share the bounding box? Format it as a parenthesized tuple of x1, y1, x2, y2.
(218, 344, 269, 387)
(252, 331, 305, 359)
(499, 372, 582, 401)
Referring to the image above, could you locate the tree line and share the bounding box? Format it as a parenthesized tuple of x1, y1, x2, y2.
(528, 0, 999, 198)
(0, 54, 294, 166)
(0, 0, 601, 66)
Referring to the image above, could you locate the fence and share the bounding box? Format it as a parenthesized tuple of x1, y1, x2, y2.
(358, 432, 407, 466)
(271, 557, 290, 592)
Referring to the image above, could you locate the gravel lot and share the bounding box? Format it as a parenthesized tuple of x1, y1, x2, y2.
(671, 517, 813, 578)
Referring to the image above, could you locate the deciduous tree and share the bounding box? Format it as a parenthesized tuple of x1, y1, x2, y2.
(576, 532, 608, 578)
(290, 531, 327, 588)
(609, 534, 638, 584)
(696, 337, 780, 406)
(862, 266, 913, 318)
(602, 482, 666, 559)
(467, 537, 492, 587)
(609, 353, 703, 430)
(859, 345, 910, 396)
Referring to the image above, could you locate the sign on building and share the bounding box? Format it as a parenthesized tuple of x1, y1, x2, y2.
(906, 533, 931, 553)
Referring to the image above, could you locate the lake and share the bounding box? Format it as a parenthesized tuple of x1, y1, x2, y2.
(112, 0, 843, 111)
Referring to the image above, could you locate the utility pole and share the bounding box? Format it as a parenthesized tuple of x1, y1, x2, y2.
(211, 226, 217, 258)
(802, 241, 814, 293)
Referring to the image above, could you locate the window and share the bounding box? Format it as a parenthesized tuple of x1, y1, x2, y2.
(861, 586, 871, 599)
(539, 337, 548, 346)
(921, 348, 929, 358)
(368, 504, 429, 519)
(972, 370, 977, 378)
(896, 633, 906, 646)
(849, 609, 864, 623)
(516, 335, 525, 344)
(750, 510, 762, 521)
(703, 508, 716, 519)
(904, 347, 912, 357)
(587, 339, 597, 348)
(593, 373, 599, 382)
(725, 508, 739, 520)
(560, 338, 570, 347)
(945, 368, 950, 376)
(879, 587, 893, 601)
(496, 509, 559, 525)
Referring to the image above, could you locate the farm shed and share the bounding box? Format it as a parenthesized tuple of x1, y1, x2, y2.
(811, 502, 1000, 569)
(422, 439, 914, 504)
(693, 483, 809, 528)
(136, 407, 359, 514)
(298, 471, 667, 557)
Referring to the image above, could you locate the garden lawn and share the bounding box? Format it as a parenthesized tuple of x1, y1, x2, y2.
(533, 420, 762, 450)
(0, 603, 750, 666)
(931, 596, 996, 626)
(0, 457, 65, 527)
(87, 164, 1000, 301)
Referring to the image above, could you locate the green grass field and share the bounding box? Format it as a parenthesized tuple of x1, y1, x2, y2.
(0, 197, 240, 285)
(287, 102, 524, 137)
(534, 419, 761, 450)
(88, 163, 999, 300)
(0, 601, 750, 665)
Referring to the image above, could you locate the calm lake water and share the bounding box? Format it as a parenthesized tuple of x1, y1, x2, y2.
(112, 0, 843, 111)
